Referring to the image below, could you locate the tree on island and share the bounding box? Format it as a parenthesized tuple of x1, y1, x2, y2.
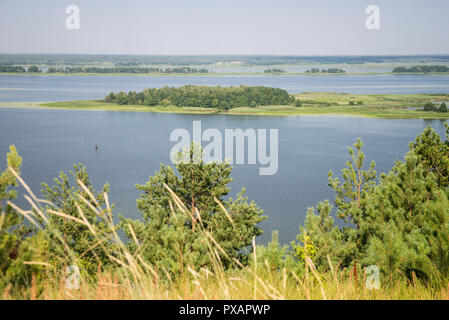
(423, 103, 437, 112)
(27, 66, 41, 73)
(264, 69, 286, 73)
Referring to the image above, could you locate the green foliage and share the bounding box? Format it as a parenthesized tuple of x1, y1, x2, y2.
(393, 65, 449, 73)
(27, 65, 41, 73)
(305, 68, 345, 73)
(40, 165, 115, 278)
(161, 98, 171, 107)
(409, 124, 449, 187)
(49, 66, 209, 74)
(292, 201, 344, 271)
(120, 145, 265, 275)
(421, 102, 448, 113)
(423, 103, 438, 112)
(0, 65, 26, 72)
(305, 68, 320, 73)
(361, 155, 449, 283)
(321, 68, 346, 73)
(250, 231, 299, 273)
(299, 129, 449, 286)
(328, 139, 377, 225)
(0, 146, 37, 291)
(293, 234, 318, 262)
(264, 69, 286, 73)
(104, 85, 293, 109)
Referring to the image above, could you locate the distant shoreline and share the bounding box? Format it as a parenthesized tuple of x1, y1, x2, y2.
(2, 72, 449, 77)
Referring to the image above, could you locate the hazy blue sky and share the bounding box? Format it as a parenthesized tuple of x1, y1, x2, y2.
(1, 0, 449, 55)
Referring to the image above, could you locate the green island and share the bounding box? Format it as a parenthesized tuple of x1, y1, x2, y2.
(393, 65, 449, 73)
(305, 68, 346, 73)
(3, 90, 449, 119)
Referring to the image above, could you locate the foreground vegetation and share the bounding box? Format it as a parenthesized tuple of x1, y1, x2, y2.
(0, 124, 448, 300)
(3, 92, 449, 119)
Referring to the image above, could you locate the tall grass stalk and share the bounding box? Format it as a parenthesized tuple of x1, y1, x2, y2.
(1, 168, 448, 300)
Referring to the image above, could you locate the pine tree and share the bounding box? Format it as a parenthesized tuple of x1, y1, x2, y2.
(409, 124, 449, 187)
(0, 146, 38, 290)
(40, 164, 115, 278)
(120, 145, 265, 275)
(299, 130, 449, 285)
(361, 154, 449, 283)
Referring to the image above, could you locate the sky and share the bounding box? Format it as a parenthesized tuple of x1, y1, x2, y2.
(1, 0, 449, 55)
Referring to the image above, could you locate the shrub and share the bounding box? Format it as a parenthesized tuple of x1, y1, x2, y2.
(423, 102, 437, 112)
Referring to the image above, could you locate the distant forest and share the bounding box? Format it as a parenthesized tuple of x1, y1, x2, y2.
(104, 85, 295, 109)
(393, 65, 449, 73)
(0, 65, 209, 74)
(264, 68, 286, 73)
(305, 68, 346, 73)
(48, 66, 209, 74)
(1, 54, 449, 67)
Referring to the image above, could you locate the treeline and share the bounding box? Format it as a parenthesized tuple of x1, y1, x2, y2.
(0, 65, 209, 74)
(49, 66, 209, 74)
(264, 68, 286, 73)
(0, 65, 41, 73)
(393, 65, 449, 73)
(305, 68, 346, 73)
(104, 85, 295, 109)
(423, 102, 448, 113)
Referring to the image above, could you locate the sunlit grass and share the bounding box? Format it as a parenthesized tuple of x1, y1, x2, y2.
(2, 170, 449, 300)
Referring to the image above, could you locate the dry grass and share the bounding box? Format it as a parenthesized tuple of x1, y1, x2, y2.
(2, 167, 449, 300)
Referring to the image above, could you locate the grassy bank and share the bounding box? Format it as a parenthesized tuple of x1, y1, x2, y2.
(2, 92, 449, 118)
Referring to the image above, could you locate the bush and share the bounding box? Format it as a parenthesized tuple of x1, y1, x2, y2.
(161, 98, 171, 106)
(423, 102, 437, 112)
(27, 66, 41, 73)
